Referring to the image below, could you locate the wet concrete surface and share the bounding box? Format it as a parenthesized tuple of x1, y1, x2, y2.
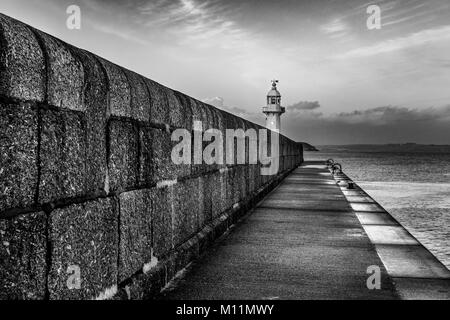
(335, 171, 450, 299)
(157, 161, 399, 300)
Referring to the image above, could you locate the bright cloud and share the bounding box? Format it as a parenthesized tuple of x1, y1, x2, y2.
(1, 0, 449, 144)
(336, 25, 450, 59)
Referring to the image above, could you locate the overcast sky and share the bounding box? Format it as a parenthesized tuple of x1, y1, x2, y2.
(1, 0, 449, 144)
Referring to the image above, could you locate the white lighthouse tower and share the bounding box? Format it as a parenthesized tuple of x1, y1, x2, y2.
(263, 80, 285, 133)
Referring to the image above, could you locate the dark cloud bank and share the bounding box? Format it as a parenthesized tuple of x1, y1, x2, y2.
(220, 102, 450, 145)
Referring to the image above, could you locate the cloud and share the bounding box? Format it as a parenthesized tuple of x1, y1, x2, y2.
(219, 104, 262, 123)
(202, 97, 263, 125)
(206, 101, 450, 145)
(382, 13, 423, 28)
(333, 105, 450, 124)
(432, 59, 450, 68)
(380, 1, 448, 28)
(202, 100, 450, 145)
(85, 0, 251, 50)
(200, 95, 450, 145)
(221, 106, 256, 119)
(283, 104, 450, 145)
(91, 24, 150, 46)
(287, 101, 321, 111)
(335, 25, 450, 59)
(320, 18, 350, 39)
(202, 97, 224, 109)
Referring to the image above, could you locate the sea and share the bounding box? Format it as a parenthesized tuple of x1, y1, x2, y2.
(305, 144, 450, 270)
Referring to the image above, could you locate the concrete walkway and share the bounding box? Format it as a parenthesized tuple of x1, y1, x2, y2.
(158, 161, 399, 299)
(334, 169, 450, 299)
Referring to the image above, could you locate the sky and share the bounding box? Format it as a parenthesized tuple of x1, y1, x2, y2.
(1, 0, 449, 145)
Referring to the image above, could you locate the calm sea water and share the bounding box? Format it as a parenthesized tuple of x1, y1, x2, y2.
(305, 145, 450, 270)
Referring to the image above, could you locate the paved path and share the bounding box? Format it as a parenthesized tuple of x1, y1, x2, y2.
(158, 161, 398, 299)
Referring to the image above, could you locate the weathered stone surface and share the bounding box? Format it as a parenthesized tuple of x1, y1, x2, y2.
(164, 255, 177, 285)
(0, 212, 47, 299)
(239, 166, 249, 201)
(248, 165, 256, 194)
(108, 119, 139, 193)
(206, 172, 225, 219)
(215, 107, 226, 132)
(249, 123, 259, 166)
(213, 108, 226, 170)
(209, 106, 220, 131)
(151, 128, 173, 182)
(226, 167, 240, 205)
(218, 172, 231, 218)
(203, 104, 213, 131)
(191, 109, 206, 176)
(151, 186, 172, 258)
(48, 197, 119, 300)
(199, 102, 210, 128)
(0, 102, 38, 213)
(242, 121, 249, 165)
(175, 238, 200, 271)
(281, 136, 286, 156)
(222, 111, 237, 166)
(72, 49, 108, 195)
(220, 170, 231, 213)
(34, 30, 85, 111)
(139, 126, 153, 186)
(0, 12, 305, 302)
(39, 108, 86, 204)
(184, 95, 193, 132)
(197, 178, 206, 228)
(0, 14, 45, 101)
(124, 264, 165, 299)
(234, 167, 243, 203)
(225, 168, 233, 209)
(166, 88, 185, 128)
(204, 106, 220, 173)
(151, 127, 190, 182)
(189, 98, 205, 124)
(257, 163, 263, 189)
(124, 70, 150, 121)
(145, 79, 169, 125)
(118, 190, 152, 282)
(174, 91, 192, 131)
(98, 58, 131, 117)
(173, 179, 201, 246)
(201, 175, 213, 224)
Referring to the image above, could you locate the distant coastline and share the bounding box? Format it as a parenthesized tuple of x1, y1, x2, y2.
(300, 142, 319, 151)
(314, 143, 450, 153)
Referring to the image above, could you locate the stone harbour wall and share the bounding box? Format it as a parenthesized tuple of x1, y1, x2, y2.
(0, 13, 303, 300)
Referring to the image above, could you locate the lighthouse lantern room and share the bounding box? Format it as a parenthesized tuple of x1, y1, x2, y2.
(262, 80, 285, 133)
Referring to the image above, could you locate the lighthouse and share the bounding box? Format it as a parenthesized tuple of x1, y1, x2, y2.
(263, 80, 285, 133)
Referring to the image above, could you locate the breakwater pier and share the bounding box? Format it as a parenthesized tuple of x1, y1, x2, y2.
(0, 13, 449, 300)
(158, 161, 450, 300)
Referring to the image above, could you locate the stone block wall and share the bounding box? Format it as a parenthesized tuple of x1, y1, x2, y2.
(0, 13, 303, 300)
